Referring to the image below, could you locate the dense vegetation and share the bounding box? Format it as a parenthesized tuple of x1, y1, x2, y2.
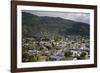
(22, 12, 90, 38)
(22, 12, 90, 62)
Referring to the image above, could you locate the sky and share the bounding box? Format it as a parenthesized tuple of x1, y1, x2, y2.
(22, 10, 90, 24)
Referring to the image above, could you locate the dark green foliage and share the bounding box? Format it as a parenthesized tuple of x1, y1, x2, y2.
(64, 51, 73, 58)
(22, 12, 90, 38)
(31, 55, 39, 62)
(22, 53, 30, 62)
(76, 52, 87, 60)
(22, 12, 90, 62)
(80, 52, 87, 58)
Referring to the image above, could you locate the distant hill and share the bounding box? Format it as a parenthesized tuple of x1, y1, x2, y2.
(22, 12, 90, 38)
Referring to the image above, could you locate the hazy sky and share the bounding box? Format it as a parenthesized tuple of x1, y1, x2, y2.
(22, 10, 90, 24)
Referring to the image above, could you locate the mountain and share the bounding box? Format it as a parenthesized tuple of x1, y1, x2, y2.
(22, 12, 90, 38)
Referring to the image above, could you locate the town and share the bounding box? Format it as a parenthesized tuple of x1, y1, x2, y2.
(22, 35, 90, 62)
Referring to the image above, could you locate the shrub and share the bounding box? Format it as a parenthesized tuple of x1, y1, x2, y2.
(64, 51, 73, 58)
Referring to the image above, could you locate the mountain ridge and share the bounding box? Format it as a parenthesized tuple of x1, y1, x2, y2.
(22, 12, 90, 38)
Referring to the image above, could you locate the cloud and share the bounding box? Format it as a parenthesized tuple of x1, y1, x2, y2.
(22, 10, 90, 24)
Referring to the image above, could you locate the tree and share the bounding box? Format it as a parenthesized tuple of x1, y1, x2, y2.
(64, 51, 73, 58)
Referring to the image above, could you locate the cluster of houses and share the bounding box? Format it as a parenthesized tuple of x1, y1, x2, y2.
(22, 36, 90, 62)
